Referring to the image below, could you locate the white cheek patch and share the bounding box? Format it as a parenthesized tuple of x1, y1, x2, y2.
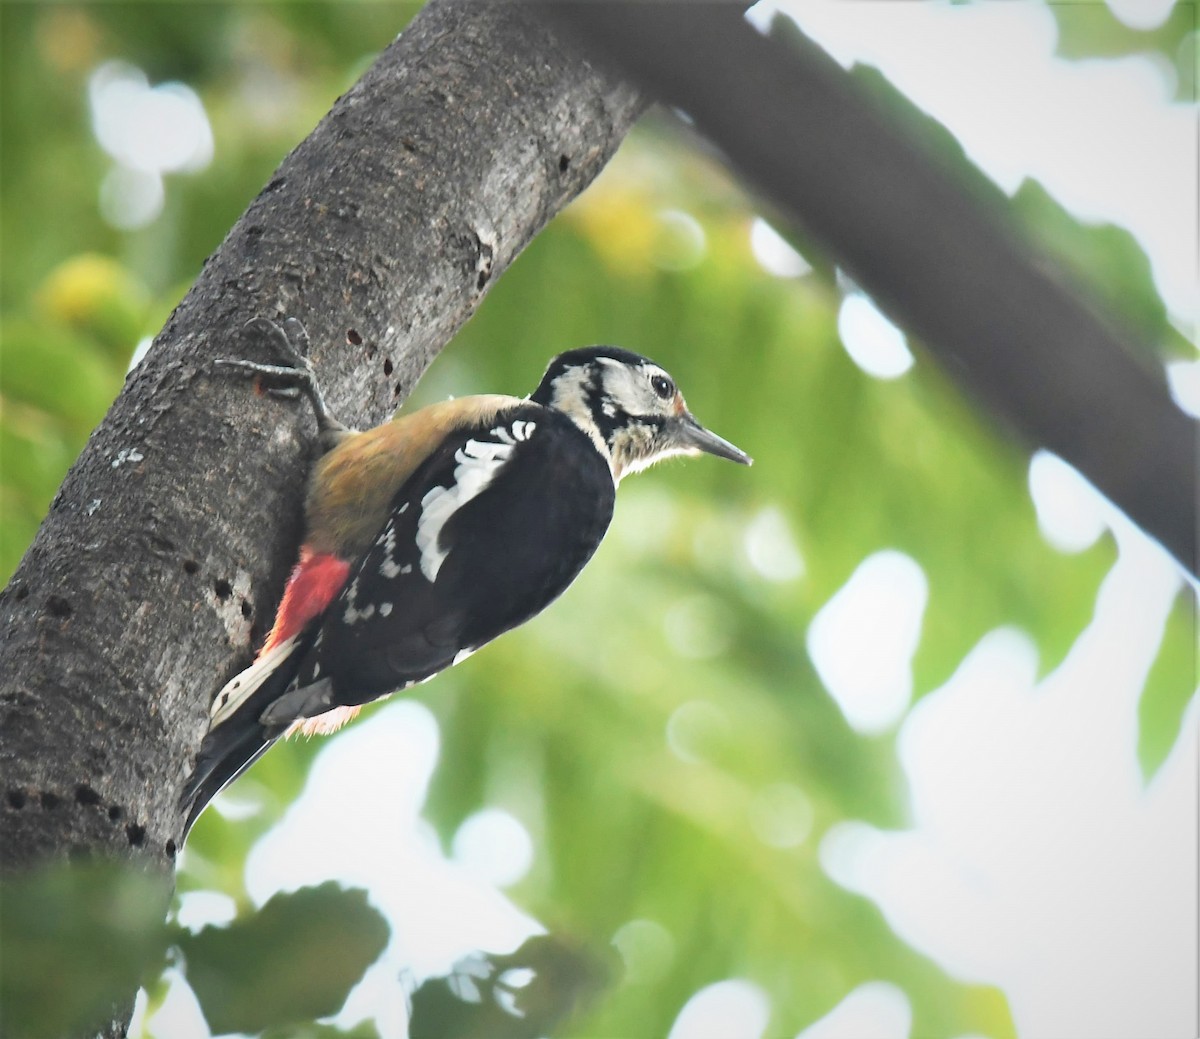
(600, 359, 655, 412)
(416, 428, 524, 582)
(550, 366, 606, 443)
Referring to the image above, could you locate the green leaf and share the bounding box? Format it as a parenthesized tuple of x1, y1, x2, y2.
(409, 935, 611, 1039)
(1011, 179, 1185, 359)
(33, 253, 150, 361)
(0, 317, 123, 435)
(1050, 3, 1196, 101)
(178, 882, 389, 1036)
(0, 859, 171, 1039)
(261, 1021, 383, 1039)
(1139, 586, 1198, 778)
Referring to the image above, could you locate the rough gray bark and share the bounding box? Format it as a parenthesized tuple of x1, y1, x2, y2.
(548, 4, 1197, 577)
(0, 0, 641, 901)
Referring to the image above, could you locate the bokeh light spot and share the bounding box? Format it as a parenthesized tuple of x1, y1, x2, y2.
(837, 293, 914, 379)
(99, 165, 164, 230)
(807, 550, 928, 734)
(748, 782, 814, 849)
(743, 506, 805, 582)
(613, 919, 676, 985)
(174, 891, 237, 933)
(88, 59, 212, 231)
(90, 61, 213, 174)
(668, 979, 772, 1039)
(1166, 359, 1200, 418)
(654, 209, 707, 270)
(666, 700, 728, 764)
(796, 980, 912, 1039)
(1027, 450, 1108, 554)
(664, 594, 733, 659)
(451, 808, 534, 889)
(1107, 0, 1176, 31)
(750, 217, 811, 278)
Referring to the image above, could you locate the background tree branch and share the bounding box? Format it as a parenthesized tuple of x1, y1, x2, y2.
(545, 3, 1197, 577)
(0, 0, 641, 886)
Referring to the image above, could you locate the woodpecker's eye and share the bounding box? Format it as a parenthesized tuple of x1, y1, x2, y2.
(650, 374, 674, 400)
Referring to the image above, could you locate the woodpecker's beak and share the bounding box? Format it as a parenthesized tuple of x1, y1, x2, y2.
(673, 413, 753, 466)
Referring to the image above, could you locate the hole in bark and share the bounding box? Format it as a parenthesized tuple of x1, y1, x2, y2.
(347, 328, 362, 346)
(75, 784, 101, 806)
(165, 839, 177, 858)
(15, 586, 29, 601)
(559, 153, 571, 173)
(183, 559, 199, 575)
(240, 599, 253, 619)
(108, 805, 123, 821)
(126, 823, 146, 847)
(383, 358, 393, 376)
(40, 791, 62, 810)
(46, 596, 72, 619)
(6, 789, 26, 809)
(393, 382, 403, 398)
(214, 579, 232, 600)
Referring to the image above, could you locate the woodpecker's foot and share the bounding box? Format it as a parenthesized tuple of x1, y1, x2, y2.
(215, 317, 349, 442)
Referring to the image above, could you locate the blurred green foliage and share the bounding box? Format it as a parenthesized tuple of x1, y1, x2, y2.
(1, 3, 1194, 1039)
(0, 863, 388, 1039)
(0, 859, 171, 1037)
(183, 883, 389, 1035)
(1048, 0, 1197, 100)
(408, 936, 612, 1039)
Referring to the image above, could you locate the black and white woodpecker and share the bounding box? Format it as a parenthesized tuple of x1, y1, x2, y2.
(181, 318, 751, 836)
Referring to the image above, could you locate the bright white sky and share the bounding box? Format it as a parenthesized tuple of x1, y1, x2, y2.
(753, 0, 1198, 326)
(145, 3, 1197, 1036)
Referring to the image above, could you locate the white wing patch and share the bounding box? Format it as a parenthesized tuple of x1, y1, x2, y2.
(378, 523, 414, 579)
(416, 423, 533, 583)
(343, 575, 375, 625)
(209, 634, 300, 727)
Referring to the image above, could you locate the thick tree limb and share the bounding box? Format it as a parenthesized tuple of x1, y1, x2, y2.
(545, 3, 1197, 577)
(0, 0, 641, 891)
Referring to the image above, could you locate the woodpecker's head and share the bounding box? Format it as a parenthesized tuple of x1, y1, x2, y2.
(530, 346, 752, 480)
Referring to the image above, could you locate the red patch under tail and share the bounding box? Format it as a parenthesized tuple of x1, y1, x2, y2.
(259, 547, 351, 658)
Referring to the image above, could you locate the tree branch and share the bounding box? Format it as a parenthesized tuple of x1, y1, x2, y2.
(0, 0, 641, 891)
(543, 3, 1197, 576)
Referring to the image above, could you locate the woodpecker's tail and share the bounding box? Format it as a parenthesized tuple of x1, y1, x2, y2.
(180, 633, 312, 840)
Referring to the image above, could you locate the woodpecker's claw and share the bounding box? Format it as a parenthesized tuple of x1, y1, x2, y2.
(244, 315, 312, 369)
(214, 318, 349, 442)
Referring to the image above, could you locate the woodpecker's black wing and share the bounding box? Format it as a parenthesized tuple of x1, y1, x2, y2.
(293, 401, 615, 708)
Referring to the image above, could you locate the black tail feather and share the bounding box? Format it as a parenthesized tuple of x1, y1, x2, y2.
(180, 626, 318, 842)
(180, 726, 277, 840)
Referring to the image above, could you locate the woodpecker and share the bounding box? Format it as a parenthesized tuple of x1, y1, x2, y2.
(181, 318, 751, 837)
